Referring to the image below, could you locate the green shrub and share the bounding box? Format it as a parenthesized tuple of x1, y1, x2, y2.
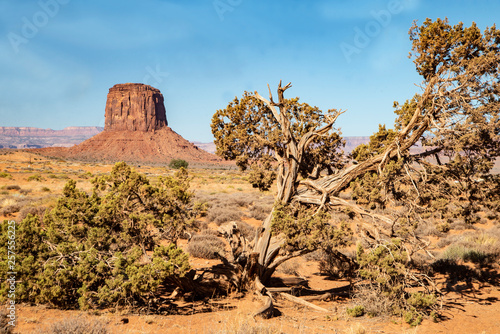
(169, 159, 189, 169)
(0, 172, 11, 179)
(0, 162, 193, 311)
(355, 239, 438, 321)
(27, 173, 44, 182)
(346, 305, 365, 317)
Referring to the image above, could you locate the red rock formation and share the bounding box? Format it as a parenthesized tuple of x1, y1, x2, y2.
(104, 83, 168, 132)
(31, 83, 226, 165)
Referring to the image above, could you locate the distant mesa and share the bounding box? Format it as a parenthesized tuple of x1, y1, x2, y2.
(105, 83, 168, 132)
(29, 83, 223, 165)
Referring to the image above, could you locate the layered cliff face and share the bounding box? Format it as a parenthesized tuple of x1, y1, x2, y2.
(104, 83, 168, 132)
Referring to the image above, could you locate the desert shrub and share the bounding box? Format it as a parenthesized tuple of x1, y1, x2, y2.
(236, 221, 256, 241)
(39, 316, 108, 334)
(0, 205, 21, 216)
(27, 173, 44, 182)
(187, 234, 226, 259)
(441, 245, 489, 264)
(169, 159, 189, 169)
(249, 203, 272, 221)
(207, 206, 241, 225)
(438, 229, 500, 264)
(0, 162, 192, 311)
(192, 200, 210, 217)
(354, 239, 438, 323)
(4, 185, 20, 191)
(415, 220, 440, 237)
(346, 305, 365, 317)
(79, 171, 94, 179)
(0, 172, 12, 179)
(18, 205, 48, 223)
(276, 259, 299, 276)
(41, 186, 51, 192)
(19, 188, 31, 195)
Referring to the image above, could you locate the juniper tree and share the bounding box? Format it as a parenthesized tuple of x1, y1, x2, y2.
(0, 162, 192, 310)
(211, 18, 500, 316)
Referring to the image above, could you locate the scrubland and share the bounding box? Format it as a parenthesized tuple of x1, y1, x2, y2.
(0, 150, 499, 334)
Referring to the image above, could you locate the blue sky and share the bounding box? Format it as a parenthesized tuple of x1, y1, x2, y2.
(1, 0, 499, 142)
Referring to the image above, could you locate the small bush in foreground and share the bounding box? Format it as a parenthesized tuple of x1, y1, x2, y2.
(0, 162, 193, 311)
(354, 239, 438, 323)
(346, 305, 365, 317)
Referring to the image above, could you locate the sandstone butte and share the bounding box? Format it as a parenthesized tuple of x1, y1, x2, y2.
(32, 83, 223, 165)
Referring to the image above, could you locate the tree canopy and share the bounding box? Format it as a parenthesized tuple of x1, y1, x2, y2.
(210, 18, 500, 319)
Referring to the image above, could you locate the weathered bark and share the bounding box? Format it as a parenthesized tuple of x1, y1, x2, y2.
(240, 78, 444, 316)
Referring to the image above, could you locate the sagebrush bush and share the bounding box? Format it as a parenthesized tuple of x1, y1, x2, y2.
(0, 162, 193, 311)
(207, 206, 241, 225)
(187, 234, 226, 259)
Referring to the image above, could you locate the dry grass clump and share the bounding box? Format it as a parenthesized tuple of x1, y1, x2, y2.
(187, 233, 227, 259)
(276, 259, 300, 276)
(236, 221, 256, 240)
(437, 227, 500, 264)
(350, 283, 396, 317)
(18, 204, 48, 222)
(207, 206, 242, 225)
(248, 203, 272, 221)
(34, 316, 109, 334)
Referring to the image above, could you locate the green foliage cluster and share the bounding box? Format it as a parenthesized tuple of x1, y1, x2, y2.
(169, 159, 189, 169)
(271, 203, 352, 253)
(351, 125, 398, 163)
(355, 239, 437, 325)
(211, 92, 344, 190)
(27, 173, 44, 182)
(0, 162, 192, 311)
(346, 305, 365, 317)
(0, 172, 12, 179)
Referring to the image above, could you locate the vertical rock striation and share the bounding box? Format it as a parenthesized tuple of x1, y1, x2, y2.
(104, 83, 168, 132)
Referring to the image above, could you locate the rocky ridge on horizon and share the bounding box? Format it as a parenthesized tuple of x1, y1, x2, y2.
(1, 126, 372, 155)
(0, 126, 103, 149)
